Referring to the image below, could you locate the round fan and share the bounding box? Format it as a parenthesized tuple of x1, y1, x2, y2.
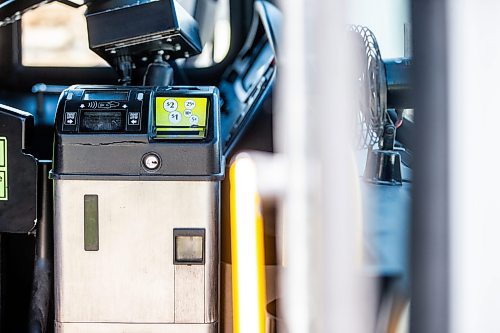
(350, 25, 388, 150)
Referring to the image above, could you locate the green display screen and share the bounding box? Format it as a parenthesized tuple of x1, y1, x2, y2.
(155, 97, 208, 139)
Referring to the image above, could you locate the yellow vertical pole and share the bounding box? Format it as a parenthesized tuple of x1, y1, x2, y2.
(230, 154, 267, 333)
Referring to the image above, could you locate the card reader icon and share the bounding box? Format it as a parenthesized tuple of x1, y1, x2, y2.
(98, 101, 120, 109)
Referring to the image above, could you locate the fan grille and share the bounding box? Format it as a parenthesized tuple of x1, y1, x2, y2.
(350, 25, 387, 150)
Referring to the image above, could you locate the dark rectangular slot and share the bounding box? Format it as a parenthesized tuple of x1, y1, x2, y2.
(156, 130, 202, 136)
(80, 111, 125, 132)
(84, 195, 99, 251)
(83, 91, 129, 101)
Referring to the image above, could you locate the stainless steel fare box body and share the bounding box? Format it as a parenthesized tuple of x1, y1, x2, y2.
(52, 86, 223, 333)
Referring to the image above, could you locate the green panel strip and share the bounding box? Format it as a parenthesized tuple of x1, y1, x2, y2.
(84, 195, 99, 251)
(0, 137, 7, 201)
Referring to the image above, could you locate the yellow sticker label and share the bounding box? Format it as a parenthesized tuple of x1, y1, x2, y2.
(0, 137, 7, 201)
(155, 97, 208, 138)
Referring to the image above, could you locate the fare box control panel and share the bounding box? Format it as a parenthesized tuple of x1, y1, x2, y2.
(57, 87, 213, 141)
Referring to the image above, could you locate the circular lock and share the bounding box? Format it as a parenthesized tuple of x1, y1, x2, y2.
(142, 152, 161, 172)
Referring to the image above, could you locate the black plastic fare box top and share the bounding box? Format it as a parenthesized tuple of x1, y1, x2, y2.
(52, 85, 223, 181)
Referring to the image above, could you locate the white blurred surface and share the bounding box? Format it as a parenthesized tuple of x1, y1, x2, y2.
(448, 1, 500, 332)
(277, 0, 377, 332)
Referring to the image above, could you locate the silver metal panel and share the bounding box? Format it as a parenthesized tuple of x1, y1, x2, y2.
(56, 322, 218, 333)
(54, 180, 219, 326)
(175, 265, 205, 323)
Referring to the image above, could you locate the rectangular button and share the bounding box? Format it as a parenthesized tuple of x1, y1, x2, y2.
(128, 112, 141, 126)
(84, 195, 99, 251)
(174, 229, 205, 264)
(64, 112, 77, 125)
(0, 137, 5, 167)
(0, 137, 7, 201)
(176, 236, 203, 262)
(0, 171, 6, 200)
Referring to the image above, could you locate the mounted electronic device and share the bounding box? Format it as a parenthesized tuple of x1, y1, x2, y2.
(42, 1, 223, 332)
(52, 85, 222, 333)
(84, 0, 202, 85)
(0, 105, 38, 233)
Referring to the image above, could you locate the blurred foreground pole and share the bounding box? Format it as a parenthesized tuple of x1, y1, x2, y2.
(277, 0, 375, 332)
(446, 1, 500, 332)
(411, 0, 450, 332)
(413, 0, 500, 332)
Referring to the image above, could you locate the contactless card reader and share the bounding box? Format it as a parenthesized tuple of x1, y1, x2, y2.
(52, 85, 222, 333)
